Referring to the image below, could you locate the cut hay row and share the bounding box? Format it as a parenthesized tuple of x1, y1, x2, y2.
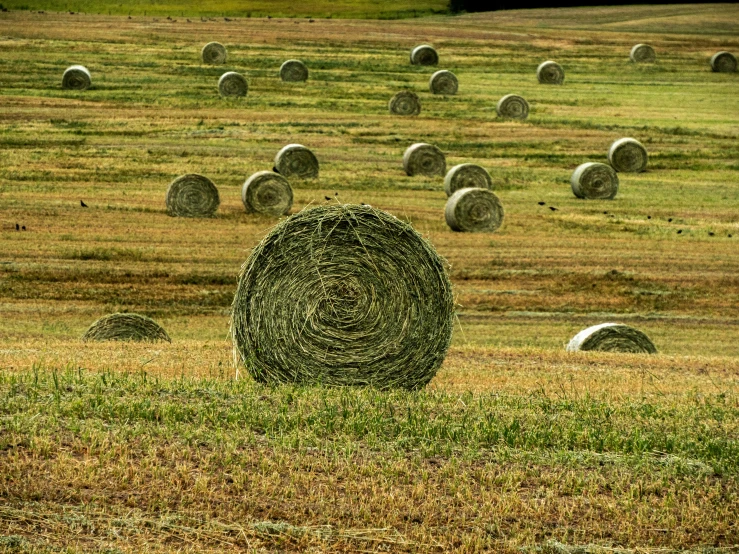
(201, 41, 227, 64)
(218, 71, 248, 97)
(242, 171, 293, 216)
(274, 144, 319, 179)
(82, 313, 171, 343)
(389, 91, 421, 116)
(429, 70, 458, 95)
(567, 323, 657, 354)
(403, 143, 446, 177)
(443, 164, 493, 197)
(230, 204, 454, 390)
(608, 138, 648, 173)
(496, 94, 529, 120)
(62, 65, 91, 90)
(280, 59, 309, 82)
(570, 162, 619, 200)
(536, 61, 564, 85)
(444, 188, 504, 233)
(630, 44, 656, 63)
(165, 173, 220, 218)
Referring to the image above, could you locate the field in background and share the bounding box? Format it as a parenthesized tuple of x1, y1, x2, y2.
(1, 4, 738, 552)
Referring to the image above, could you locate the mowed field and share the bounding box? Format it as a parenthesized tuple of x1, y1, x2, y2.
(1, 4, 739, 552)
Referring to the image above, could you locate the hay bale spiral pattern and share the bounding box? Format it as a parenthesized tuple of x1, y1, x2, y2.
(496, 94, 529, 120)
(630, 44, 656, 63)
(710, 51, 737, 73)
(202, 42, 227, 64)
(274, 144, 319, 179)
(82, 313, 171, 343)
(242, 171, 293, 216)
(62, 65, 91, 90)
(536, 60, 564, 84)
(608, 138, 648, 173)
(410, 44, 439, 66)
(429, 70, 458, 95)
(231, 204, 455, 390)
(445, 188, 504, 233)
(566, 323, 657, 354)
(570, 163, 619, 200)
(389, 91, 421, 116)
(280, 59, 309, 82)
(218, 71, 248, 97)
(444, 164, 493, 197)
(403, 143, 446, 177)
(165, 173, 220, 218)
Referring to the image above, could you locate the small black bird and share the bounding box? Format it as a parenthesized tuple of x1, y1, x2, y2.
(224, 17, 231, 21)
(324, 196, 331, 201)
(334, 192, 338, 196)
(603, 211, 608, 215)
(128, 15, 132, 19)
(668, 218, 673, 222)
(647, 215, 651, 219)
(729, 234, 733, 238)
(537, 201, 545, 206)
(708, 232, 715, 236)
(549, 206, 558, 211)
(677, 230, 683, 234)
(15, 223, 19, 231)
(21, 226, 25, 231)
(80, 200, 88, 207)
(309, 18, 315, 22)
(187, 18, 191, 22)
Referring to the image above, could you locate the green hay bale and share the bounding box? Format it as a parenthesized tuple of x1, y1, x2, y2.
(402, 143, 446, 177)
(242, 171, 293, 216)
(429, 70, 458, 95)
(202, 42, 227, 64)
(82, 313, 171, 343)
(274, 144, 319, 179)
(570, 162, 619, 200)
(231, 204, 454, 390)
(165, 173, 220, 218)
(218, 71, 248, 97)
(280, 59, 309, 82)
(410, 44, 438, 66)
(536, 60, 564, 84)
(566, 323, 657, 354)
(444, 187, 504, 233)
(62, 65, 91, 90)
(389, 91, 421, 116)
(444, 163, 494, 197)
(630, 43, 656, 63)
(711, 51, 737, 73)
(496, 94, 529, 120)
(608, 138, 648, 173)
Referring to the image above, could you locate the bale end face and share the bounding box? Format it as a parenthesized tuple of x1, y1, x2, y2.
(62, 65, 91, 90)
(280, 59, 309, 82)
(429, 70, 458, 95)
(82, 313, 171, 343)
(242, 171, 293, 216)
(566, 323, 657, 354)
(274, 144, 319, 179)
(165, 173, 220, 218)
(608, 138, 648, 173)
(630, 44, 656, 63)
(403, 143, 446, 177)
(570, 163, 619, 200)
(496, 94, 529, 120)
(710, 51, 737, 73)
(202, 42, 227, 64)
(536, 61, 564, 85)
(444, 164, 494, 197)
(389, 91, 421, 116)
(445, 187, 504, 233)
(218, 72, 248, 97)
(410, 44, 438, 66)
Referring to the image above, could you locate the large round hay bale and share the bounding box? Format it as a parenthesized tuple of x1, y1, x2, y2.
(280, 59, 308, 82)
(165, 173, 220, 217)
(608, 138, 648, 173)
(231, 204, 454, 389)
(429, 70, 458, 95)
(630, 44, 656, 63)
(389, 91, 421, 116)
(403, 143, 446, 177)
(62, 65, 91, 90)
(566, 323, 657, 354)
(202, 42, 227, 64)
(274, 144, 319, 179)
(445, 187, 504, 233)
(496, 94, 529, 120)
(218, 71, 248, 97)
(710, 51, 737, 73)
(536, 60, 564, 84)
(410, 44, 438, 66)
(242, 171, 293, 216)
(444, 164, 493, 197)
(82, 313, 171, 343)
(570, 162, 619, 200)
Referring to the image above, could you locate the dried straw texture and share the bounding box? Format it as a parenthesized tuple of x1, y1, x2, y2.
(710, 51, 737, 73)
(608, 138, 648, 173)
(201, 42, 227, 64)
(570, 162, 619, 200)
(389, 91, 421, 116)
(630, 44, 656, 63)
(445, 187, 504, 233)
(410, 44, 438, 66)
(536, 61, 564, 85)
(280, 59, 309, 82)
(566, 323, 657, 354)
(218, 72, 248, 97)
(274, 144, 319, 179)
(165, 174, 220, 218)
(82, 313, 171, 343)
(403, 143, 446, 177)
(231, 204, 455, 390)
(444, 164, 493, 197)
(242, 171, 293, 216)
(62, 65, 91, 90)
(496, 94, 529, 120)
(429, 70, 458, 95)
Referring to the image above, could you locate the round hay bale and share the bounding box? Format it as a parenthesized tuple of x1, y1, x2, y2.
(630, 44, 656, 63)
(62, 65, 91, 90)
(429, 70, 458, 95)
(496, 94, 529, 120)
(444, 164, 493, 197)
(566, 323, 657, 354)
(280, 59, 309, 82)
(82, 313, 171, 343)
(389, 91, 421, 116)
(536, 60, 564, 84)
(710, 51, 737, 73)
(403, 143, 446, 177)
(202, 42, 227, 64)
(410, 44, 438, 66)
(242, 171, 293, 216)
(230, 204, 455, 390)
(274, 144, 319, 179)
(445, 187, 504, 233)
(218, 71, 248, 97)
(570, 162, 619, 200)
(608, 138, 648, 173)
(165, 173, 220, 218)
